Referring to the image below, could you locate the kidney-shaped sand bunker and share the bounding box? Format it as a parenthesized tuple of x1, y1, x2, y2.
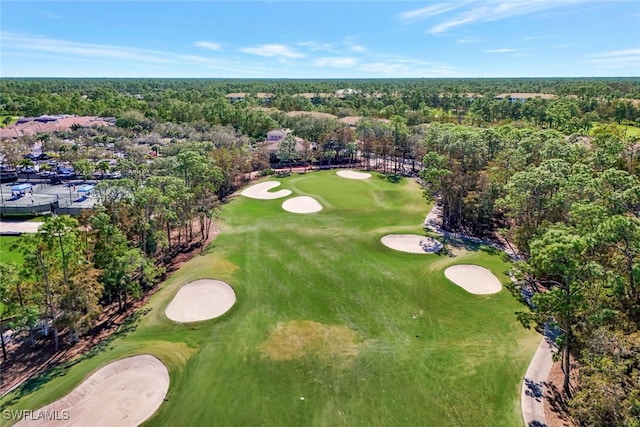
(282, 196, 323, 213)
(336, 170, 372, 180)
(380, 234, 443, 254)
(166, 279, 236, 322)
(241, 181, 292, 200)
(16, 354, 169, 427)
(444, 264, 503, 295)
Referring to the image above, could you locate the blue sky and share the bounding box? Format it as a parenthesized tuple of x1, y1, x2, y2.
(1, 1, 639, 78)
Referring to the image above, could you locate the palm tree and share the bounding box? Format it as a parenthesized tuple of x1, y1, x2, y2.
(18, 158, 34, 182)
(96, 160, 110, 178)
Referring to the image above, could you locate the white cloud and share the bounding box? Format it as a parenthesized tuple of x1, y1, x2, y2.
(457, 38, 480, 43)
(400, 0, 590, 34)
(358, 59, 465, 78)
(298, 41, 335, 52)
(593, 48, 640, 58)
(1, 31, 171, 64)
(35, 10, 63, 20)
(588, 48, 640, 68)
(0, 31, 261, 74)
(239, 44, 304, 58)
(349, 44, 365, 53)
(484, 48, 520, 53)
(398, 2, 470, 23)
(313, 57, 358, 68)
(194, 41, 222, 51)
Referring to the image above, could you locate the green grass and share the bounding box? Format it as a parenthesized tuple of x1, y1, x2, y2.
(0, 170, 538, 426)
(0, 116, 19, 128)
(0, 235, 24, 265)
(618, 124, 640, 138)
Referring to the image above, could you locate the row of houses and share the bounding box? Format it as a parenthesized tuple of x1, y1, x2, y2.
(493, 93, 557, 103)
(226, 91, 558, 104)
(0, 115, 115, 139)
(225, 90, 384, 104)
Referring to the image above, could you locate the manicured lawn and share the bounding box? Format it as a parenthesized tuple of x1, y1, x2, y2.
(0, 170, 538, 427)
(0, 235, 24, 265)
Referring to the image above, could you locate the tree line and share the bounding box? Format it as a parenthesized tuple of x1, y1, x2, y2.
(1, 78, 639, 134)
(420, 122, 639, 425)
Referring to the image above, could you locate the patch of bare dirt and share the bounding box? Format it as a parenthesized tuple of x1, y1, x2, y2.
(544, 359, 579, 427)
(258, 320, 361, 366)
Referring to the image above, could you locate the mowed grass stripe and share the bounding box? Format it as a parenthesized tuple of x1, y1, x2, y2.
(1, 170, 537, 427)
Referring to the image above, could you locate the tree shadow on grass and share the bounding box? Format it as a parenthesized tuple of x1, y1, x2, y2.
(438, 233, 504, 258)
(376, 173, 404, 184)
(2, 308, 148, 406)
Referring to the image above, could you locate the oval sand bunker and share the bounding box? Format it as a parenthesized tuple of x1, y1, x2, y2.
(380, 234, 442, 253)
(444, 264, 502, 295)
(282, 196, 323, 213)
(241, 181, 292, 199)
(166, 279, 236, 322)
(16, 355, 169, 427)
(336, 170, 371, 180)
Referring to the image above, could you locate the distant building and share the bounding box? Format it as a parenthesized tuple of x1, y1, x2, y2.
(0, 115, 115, 139)
(225, 92, 274, 104)
(494, 93, 557, 103)
(264, 129, 311, 160)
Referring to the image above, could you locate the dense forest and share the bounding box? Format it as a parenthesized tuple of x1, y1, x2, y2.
(1, 77, 639, 134)
(0, 78, 638, 426)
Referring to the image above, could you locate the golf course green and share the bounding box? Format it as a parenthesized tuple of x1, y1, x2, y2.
(1, 170, 538, 426)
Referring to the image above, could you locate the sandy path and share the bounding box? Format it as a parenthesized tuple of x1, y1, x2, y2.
(443, 264, 502, 294)
(282, 196, 323, 213)
(336, 170, 371, 180)
(15, 355, 169, 427)
(0, 220, 43, 234)
(241, 181, 291, 200)
(380, 234, 442, 254)
(165, 279, 236, 322)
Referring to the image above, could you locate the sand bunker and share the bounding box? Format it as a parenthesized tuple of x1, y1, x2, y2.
(444, 264, 503, 295)
(336, 170, 372, 180)
(165, 279, 236, 322)
(380, 234, 443, 254)
(16, 355, 169, 427)
(282, 196, 323, 213)
(241, 181, 292, 200)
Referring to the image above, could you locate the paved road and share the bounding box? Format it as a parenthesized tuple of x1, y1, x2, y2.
(521, 327, 557, 427)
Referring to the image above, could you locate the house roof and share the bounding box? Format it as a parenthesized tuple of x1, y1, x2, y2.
(494, 93, 557, 100)
(266, 136, 307, 154)
(0, 115, 115, 139)
(267, 129, 290, 138)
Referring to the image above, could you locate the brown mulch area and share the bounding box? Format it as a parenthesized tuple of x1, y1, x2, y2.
(0, 228, 218, 396)
(544, 359, 579, 427)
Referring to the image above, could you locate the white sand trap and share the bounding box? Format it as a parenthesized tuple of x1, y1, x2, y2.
(241, 181, 292, 199)
(166, 279, 236, 322)
(16, 354, 169, 427)
(337, 170, 372, 180)
(444, 264, 503, 295)
(380, 234, 443, 254)
(282, 196, 323, 214)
